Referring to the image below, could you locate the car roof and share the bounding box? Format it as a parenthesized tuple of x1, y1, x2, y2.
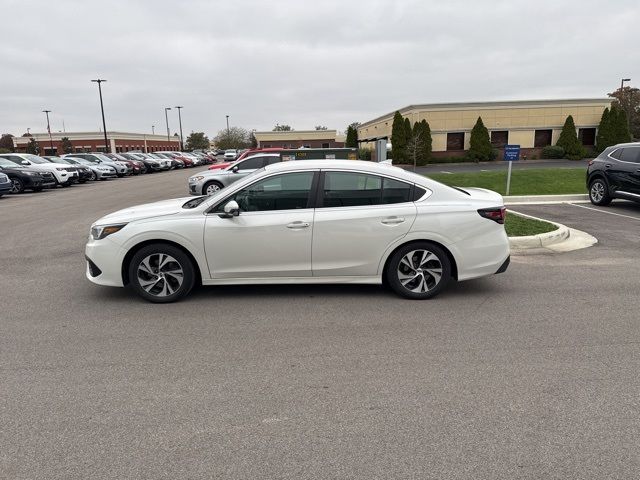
(264, 160, 430, 184)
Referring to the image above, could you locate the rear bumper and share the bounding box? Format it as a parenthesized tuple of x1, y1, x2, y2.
(495, 255, 510, 274)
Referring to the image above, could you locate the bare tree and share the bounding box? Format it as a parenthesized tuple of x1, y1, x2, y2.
(406, 129, 425, 171)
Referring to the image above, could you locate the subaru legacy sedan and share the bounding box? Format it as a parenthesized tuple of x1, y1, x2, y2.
(85, 160, 510, 303)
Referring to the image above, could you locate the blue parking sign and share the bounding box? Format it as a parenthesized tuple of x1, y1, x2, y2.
(504, 144, 520, 161)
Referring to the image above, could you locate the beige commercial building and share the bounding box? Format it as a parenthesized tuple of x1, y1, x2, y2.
(254, 130, 345, 149)
(358, 98, 611, 159)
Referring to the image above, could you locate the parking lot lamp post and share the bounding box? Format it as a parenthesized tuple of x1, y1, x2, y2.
(226, 115, 229, 134)
(621, 78, 631, 126)
(164, 107, 172, 143)
(91, 79, 109, 153)
(42, 110, 54, 153)
(175, 106, 184, 151)
(152, 125, 155, 135)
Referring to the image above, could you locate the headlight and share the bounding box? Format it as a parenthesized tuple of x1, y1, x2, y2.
(191, 176, 205, 182)
(56, 167, 65, 171)
(26, 171, 38, 176)
(90, 223, 127, 240)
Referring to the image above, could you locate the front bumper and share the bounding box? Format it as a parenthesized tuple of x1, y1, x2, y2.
(0, 181, 11, 194)
(188, 181, 204, 195)
(85, 237, 126, 287)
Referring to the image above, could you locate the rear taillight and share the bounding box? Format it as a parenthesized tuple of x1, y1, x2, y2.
(478, 207, 506, 224)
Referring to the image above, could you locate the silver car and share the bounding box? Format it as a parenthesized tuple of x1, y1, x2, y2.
(62, 156, 117, 180)
(64, 153, 128, 177)
(188, 154, 281, 195)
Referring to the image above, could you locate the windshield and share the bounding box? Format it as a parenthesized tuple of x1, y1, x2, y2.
(96, 154, 114, 162)
(23, 154, 47, 164)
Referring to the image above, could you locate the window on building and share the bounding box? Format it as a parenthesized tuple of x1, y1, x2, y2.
(263, 144, 271, 148)
(490, 131, 509, 148)
(322, 143, 330, 148)
(578, 128, 596, 146)
(534, 129, 552, 148)
(446, 132, 465, 151)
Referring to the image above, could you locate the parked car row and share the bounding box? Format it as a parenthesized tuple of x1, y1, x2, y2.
(0, 151, 218, 195)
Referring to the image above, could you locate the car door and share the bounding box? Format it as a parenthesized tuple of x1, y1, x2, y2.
(311, 171, 417, 277)
(203, 170, 318, 278)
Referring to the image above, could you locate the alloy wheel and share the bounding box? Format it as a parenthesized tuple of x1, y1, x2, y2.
(590, 181, 604, 203)
(10, 178, 23, 193)
(396, 249, 443, 293)
(205, 183, 221, 195)
(136, 253, 184, 297)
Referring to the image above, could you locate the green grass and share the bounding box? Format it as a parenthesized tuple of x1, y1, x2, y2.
(427, 167, 587, 195)
(505, 212, 558, 237)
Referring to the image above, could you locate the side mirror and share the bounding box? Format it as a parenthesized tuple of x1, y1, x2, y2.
(218, 200, 240, 218)
(232, 165, 239, 173)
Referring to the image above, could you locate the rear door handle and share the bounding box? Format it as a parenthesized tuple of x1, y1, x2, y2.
(605, 164, 612, 169)
(286, 221, 310, 229)
(381, 216, 405, 225)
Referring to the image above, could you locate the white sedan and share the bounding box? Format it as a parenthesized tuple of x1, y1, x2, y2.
(85, 160, 510, 303)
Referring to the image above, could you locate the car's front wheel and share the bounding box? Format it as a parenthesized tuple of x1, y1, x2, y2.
(589, 178, 612, 206)
(128, 244, 196, 303)
(204, 181, 223, 195)
(385, 242, 451, 300)
(10, 178, 24, 193)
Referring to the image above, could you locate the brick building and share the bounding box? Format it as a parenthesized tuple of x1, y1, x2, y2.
(13, 131, 181, 155)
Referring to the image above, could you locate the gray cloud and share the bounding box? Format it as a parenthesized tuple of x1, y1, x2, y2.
(1, 0, 638, 138)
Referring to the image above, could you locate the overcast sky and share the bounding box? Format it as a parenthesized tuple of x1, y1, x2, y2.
(1, 0, 638, 138)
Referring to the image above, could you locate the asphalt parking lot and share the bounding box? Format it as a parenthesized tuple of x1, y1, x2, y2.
(1, 171, 640, 479)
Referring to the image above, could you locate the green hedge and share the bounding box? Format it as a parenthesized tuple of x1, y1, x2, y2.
(541, 145, 565, 159)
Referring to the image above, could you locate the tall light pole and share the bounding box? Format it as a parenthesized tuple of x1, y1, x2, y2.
(226, 115, 230, 134)
(42, 110, 54, 153)
(621, 78, 632, 127)
(164, 107, 172, 144)
(91, 79, 110, 153)
(152, 125, 155, 135)
(175, 106, 184, 150)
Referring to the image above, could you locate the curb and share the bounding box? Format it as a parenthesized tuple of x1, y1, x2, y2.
(504, 194, 589, 205)
(507, 210, 570, 249)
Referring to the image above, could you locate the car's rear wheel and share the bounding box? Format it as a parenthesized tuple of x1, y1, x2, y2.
(89, 171, 98, 181)
(386, 242, 451, 300)
(128, 244, 196, 303)
(10, 178, 24, 193)
(204, 181, 223, 195)
(589, 178, 612, 206)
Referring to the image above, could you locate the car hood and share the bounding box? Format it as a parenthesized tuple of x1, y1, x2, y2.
(95, 197, 194, 225)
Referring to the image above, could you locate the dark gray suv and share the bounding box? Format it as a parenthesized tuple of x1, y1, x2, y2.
(587, 143, 640, 206)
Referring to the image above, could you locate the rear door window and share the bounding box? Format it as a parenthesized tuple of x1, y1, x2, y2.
(619, 148, 640, 163)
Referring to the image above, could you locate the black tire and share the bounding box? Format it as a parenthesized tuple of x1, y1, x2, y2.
(90, 171, 98, 181)
(128, 243, 196, 303)
(385, 242, 451, 300)
(33, 187, 43, 192)
(203, 181, 223, 196)
(10, 178, 24, 194)
(589, 177, 612, 206)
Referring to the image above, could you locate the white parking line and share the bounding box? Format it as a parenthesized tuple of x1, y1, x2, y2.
(568, 203, 640, 221)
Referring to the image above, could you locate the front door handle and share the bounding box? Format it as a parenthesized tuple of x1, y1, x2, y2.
(381, 216, 405, 225)
(286, 221, 310, 229)
(605, 164, 612, 169)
